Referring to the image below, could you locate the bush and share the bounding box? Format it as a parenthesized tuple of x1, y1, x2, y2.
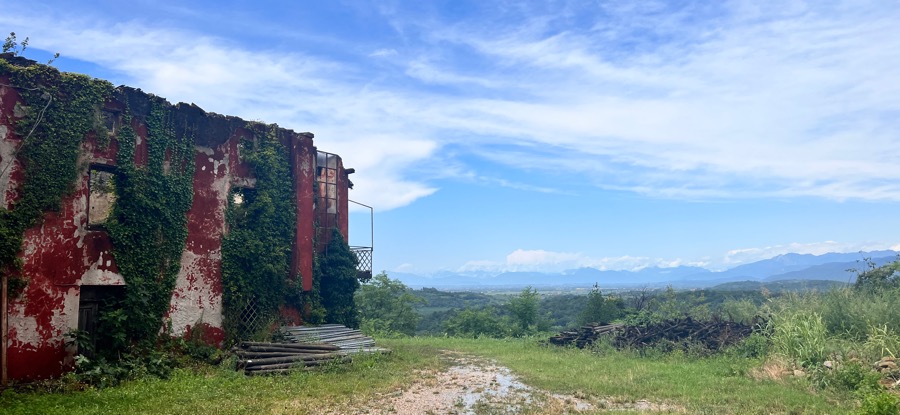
(355, 272, 424, 336)
(577, 284, 625, 326)
(832, 362, 880, 392)
(730, 332, 771, 359)
(444, 307, 505, 338)
(856, 388, 900, 415)
(507, 286, 540, 333)
(719, 298, 759, 325)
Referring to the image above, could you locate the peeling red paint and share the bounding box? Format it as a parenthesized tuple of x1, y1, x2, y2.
(6, 341, 70, 381)
(279, 305, 303, 327)
(1, 65, 352, 381)
(183, 323, 224, 347)
(291, 134, 316, 291)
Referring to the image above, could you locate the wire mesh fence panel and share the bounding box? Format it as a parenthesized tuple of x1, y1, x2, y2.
(351, 247, 372, 281)
(236, 299, 274, 340)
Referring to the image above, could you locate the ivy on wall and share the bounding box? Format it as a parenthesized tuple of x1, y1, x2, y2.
(318, 229, 360, 328)
(221, 124, 296, 342)
(1, 57, 364, 347)
(0, 58, 113, 295)
(106, 100, 195, 344)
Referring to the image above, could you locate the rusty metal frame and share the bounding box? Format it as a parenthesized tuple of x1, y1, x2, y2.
(349, 199, 374, 280)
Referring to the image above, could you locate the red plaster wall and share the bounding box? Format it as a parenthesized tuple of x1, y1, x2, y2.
(1, 72, 340, 380)
(337, 157, 349, 239)
(290, 135, 316, 292)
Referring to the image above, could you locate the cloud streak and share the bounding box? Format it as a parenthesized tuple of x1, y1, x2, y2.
(4, 0, 900, 210)
(457, 240, 900, 274)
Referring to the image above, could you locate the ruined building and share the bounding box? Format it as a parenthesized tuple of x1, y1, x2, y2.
(0, 54, 371, 381)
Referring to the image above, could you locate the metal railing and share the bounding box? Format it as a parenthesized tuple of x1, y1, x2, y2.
(351, 247, 373, 281)
(349, 199, 373, 281)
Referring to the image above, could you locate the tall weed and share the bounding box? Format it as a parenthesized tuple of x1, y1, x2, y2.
(865, 324, 900, 359)
(768, 306, 827, 367)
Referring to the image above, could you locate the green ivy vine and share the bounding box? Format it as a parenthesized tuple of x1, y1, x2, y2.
(317, 229, 360, 328)
(106, 100, 195, 344)
(221, 123, 297, 342)
(0, 58, 113, 295)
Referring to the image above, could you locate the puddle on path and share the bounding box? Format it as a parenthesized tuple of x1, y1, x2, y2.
(319, 351, 680, 414)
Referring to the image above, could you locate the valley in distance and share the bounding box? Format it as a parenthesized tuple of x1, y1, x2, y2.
(391, 250, 900, 292)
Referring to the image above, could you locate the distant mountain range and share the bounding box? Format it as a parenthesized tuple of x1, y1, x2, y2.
(391, 250, 899, 289)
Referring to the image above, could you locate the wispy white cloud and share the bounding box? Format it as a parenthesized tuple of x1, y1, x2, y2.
(369, 48, 398, 58)
(0, 11, 440, 211)
(458, 249, 701, 273)
(4, 0, 900, 208)
(457, 240, 900, 274)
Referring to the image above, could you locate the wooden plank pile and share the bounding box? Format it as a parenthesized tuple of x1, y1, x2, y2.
(235, 325, 390, 375)
(548, 323, 624, 348)
(548, 318, 757, 353)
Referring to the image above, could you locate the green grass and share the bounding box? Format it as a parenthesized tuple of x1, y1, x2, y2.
(0, 343, 443, 415)
(383, 337, 857, 414)
(1, 337, 860, 415)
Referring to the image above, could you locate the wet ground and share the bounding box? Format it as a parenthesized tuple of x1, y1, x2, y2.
(327, 351, 680, 414)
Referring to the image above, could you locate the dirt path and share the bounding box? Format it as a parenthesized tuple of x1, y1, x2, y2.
(326, 351, 679, 415)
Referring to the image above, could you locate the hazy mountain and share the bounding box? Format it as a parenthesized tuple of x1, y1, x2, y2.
(389, 250, 898, 289)
(712, 251, 897, 281)
(710, 279, 847, 292)
(764, 255, 899, 282)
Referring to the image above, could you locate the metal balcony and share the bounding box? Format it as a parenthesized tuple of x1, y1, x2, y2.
(351, 246, 373, 281)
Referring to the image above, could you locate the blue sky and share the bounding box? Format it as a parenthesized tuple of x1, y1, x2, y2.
(3, 0, 899, 275)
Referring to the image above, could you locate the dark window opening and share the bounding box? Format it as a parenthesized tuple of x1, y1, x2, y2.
(77, 285, 125, 359)
(88, 165, 117, 230)
(228, 186, 258, 224)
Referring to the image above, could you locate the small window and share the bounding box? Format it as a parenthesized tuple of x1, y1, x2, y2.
(316, 152, 339, 222)
(88, 166, 117, 229)
(228, 186, 257, 224)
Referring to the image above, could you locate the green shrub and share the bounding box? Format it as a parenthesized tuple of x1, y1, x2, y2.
(856, 388, 900, 415)
(832, 362, 880, 392)
(577, 284, 625, 325)
(769, 309, 828, 367)
(730, 332, 771, 359)
(719, 298, 760, 325)
(444, 307, 505, 338)
(355, 273, 424, 337)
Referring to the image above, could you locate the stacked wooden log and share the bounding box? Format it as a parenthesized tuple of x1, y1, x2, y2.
(548, 318, 757, 353)
(548, 323, 624, 348)
(235, 325, 390, 375)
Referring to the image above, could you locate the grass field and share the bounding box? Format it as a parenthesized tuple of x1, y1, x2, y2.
(0, 336, 860, 414)
(387, 337, 856, 414)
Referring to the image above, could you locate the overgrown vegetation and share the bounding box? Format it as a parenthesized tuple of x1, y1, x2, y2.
(0, 54, 112, 296)
(355, 272, 423, 336)
(317, 229, 361, 327)
(220, 124, 296, 342)
(106, 101, 195, 345)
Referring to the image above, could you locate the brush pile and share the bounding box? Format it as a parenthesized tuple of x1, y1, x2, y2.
(235, 324, 390, 375)
(613, 317, 756, 352)
(547, 323, 624, 348)
(548, 318, 757, 353)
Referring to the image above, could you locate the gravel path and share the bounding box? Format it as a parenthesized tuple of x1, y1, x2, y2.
(318, 351, 680, 414)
